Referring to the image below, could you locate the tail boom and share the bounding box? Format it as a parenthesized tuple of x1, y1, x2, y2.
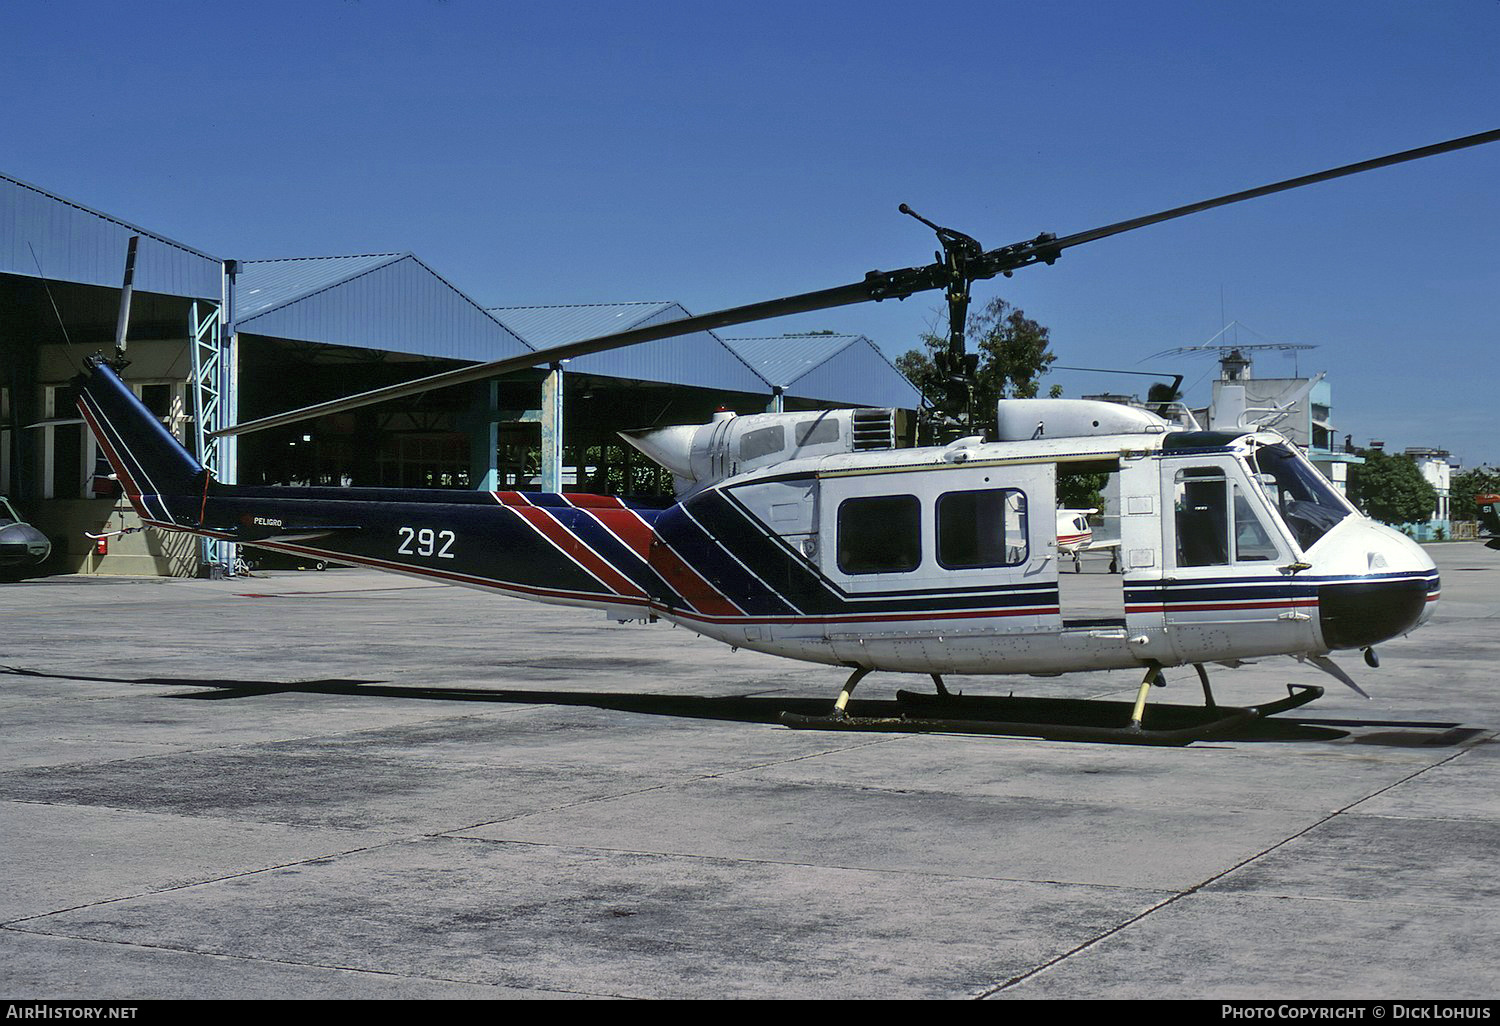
(73, 359, 692, 615)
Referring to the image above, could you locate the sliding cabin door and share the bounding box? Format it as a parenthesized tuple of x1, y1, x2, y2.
(819, 463, 1059, 636)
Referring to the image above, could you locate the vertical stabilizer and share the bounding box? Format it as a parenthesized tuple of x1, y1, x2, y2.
(75, 358, 206, 525)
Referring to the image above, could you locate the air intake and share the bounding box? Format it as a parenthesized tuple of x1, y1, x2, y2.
(851, 408, 896, 450)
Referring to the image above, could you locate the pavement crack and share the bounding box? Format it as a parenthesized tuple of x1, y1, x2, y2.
(1, 839, 411, 929)
(0, 924, 625, 998)
(975, 742, 1483, 998)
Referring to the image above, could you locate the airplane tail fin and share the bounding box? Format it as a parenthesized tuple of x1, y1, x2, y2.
(74, 357, 207, 525)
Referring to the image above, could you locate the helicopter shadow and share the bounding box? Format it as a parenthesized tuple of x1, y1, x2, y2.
(1, 663, 831, 723)
(2, 665, 1481, 747)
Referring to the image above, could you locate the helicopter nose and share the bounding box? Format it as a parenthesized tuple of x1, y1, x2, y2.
(1315, 522, 1438, 650)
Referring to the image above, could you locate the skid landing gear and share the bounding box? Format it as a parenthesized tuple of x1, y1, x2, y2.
(778, 664, 1326, 746)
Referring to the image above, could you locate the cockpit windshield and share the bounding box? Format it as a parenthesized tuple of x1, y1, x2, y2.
(1246, 442, 1353, 551)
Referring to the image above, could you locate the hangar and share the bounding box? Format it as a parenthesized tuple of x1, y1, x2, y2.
(1, 173, 921, 577)
(718, 333, 919, 412)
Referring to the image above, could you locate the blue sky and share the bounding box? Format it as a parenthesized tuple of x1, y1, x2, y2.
(6, 0, 1499, 465)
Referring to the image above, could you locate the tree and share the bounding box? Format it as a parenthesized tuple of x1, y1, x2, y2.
(895, 297, 1059, 439)
(971, 298, 1059, 402)
(1451, 466, 1500, 523)
(1059, 467, 1110, 513)
(1348, 449, 1437, 527)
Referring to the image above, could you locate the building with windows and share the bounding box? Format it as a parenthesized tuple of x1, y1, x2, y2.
(1201, 348, 1364, 494)
(1403, 446, 1454, 541)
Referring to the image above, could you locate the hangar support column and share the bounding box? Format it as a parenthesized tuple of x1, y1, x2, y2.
(188, 259, 239, 575)
(541, 362, 563, 493)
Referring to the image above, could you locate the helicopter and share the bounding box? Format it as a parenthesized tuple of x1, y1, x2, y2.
(69, 128, 1497, 744)
(1479, 494, 1500, 549)
(0, 496, 51, 570)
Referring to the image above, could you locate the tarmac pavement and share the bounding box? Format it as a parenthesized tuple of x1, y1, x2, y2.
(1, 542, 1497, 999)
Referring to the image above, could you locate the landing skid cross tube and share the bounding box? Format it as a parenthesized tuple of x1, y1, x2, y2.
(779, 672, 1327, 746)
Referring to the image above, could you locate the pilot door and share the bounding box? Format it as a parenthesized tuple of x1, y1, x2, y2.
(1158, 455, 1308, 663)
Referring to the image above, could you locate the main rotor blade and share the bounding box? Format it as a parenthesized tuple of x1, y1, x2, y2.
(1037, 127, 1500, 262)
(211, 127, 1500, 439)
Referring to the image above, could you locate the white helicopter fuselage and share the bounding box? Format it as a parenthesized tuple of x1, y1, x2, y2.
(628, 403, 1438, 678)
(76, 358, 1438, 689)
(68, 128, 1499, 725)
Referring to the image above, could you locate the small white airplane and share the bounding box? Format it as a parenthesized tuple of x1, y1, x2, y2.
(1055, 507, 1121, 572)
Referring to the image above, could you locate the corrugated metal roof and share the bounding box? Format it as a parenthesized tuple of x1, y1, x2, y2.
(489, 302, 770, 394)
(1, 172, 223, 299)
(233, 254, 406, 319)
(488, 301, 678, 348)
(724, 334, 922, 409)
(0, 170, 912, 410)
(721, 334, 862, 388)
(787, 343, 923, 409)
(235, 253, 533, 363)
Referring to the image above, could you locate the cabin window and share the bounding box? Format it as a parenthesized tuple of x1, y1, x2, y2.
(1174, 469, 1230, 566)
(837, 494, 921, 574)
(1232, 487, 1278, 562)
(738, 425, 786, 462)
(795, 418, 840, 446)
(936, 488, 1029, 569)
(1175, 469, 1283, 566)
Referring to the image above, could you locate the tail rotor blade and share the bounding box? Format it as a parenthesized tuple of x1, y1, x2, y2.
(114, 235, 139, 359)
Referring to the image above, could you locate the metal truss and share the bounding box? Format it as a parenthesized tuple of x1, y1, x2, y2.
(189, 288, 237, 574)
